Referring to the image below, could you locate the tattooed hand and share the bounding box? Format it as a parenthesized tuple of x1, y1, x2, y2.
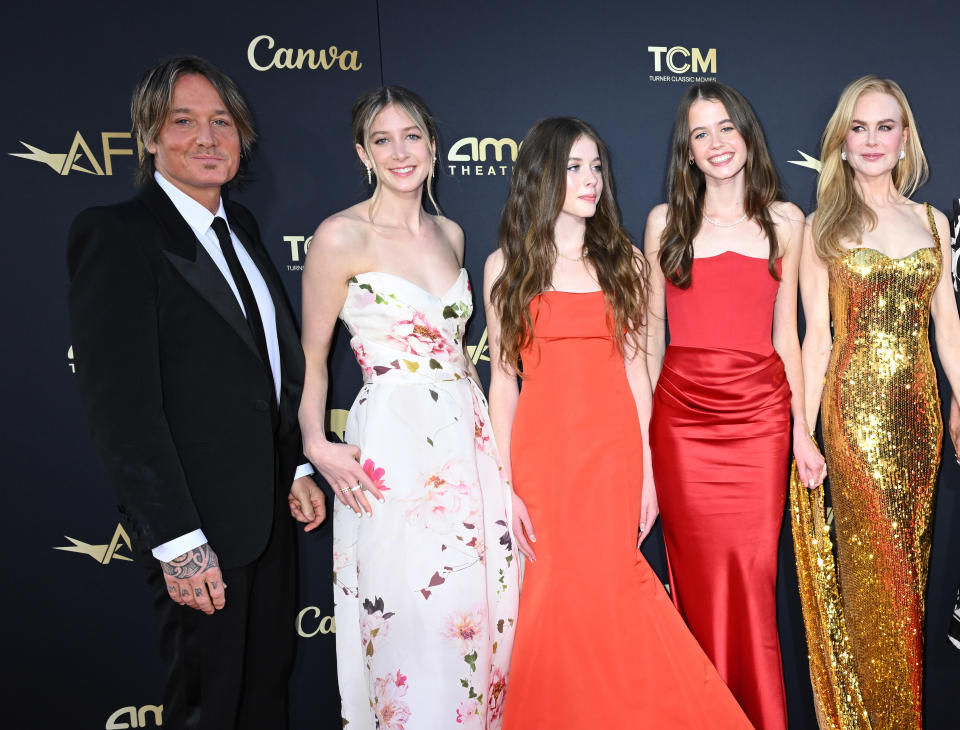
(160, 542, 225, 614)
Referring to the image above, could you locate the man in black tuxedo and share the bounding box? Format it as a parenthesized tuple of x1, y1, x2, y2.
(67, 56, 323, 729)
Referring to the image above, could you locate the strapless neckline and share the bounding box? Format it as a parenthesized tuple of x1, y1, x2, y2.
(693, 251, 781, 261)
(351, 268, 467, 301)
(838, 246, 938, 262)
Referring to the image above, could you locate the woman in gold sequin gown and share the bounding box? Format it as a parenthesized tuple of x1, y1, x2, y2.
(794, 76, 960, 729)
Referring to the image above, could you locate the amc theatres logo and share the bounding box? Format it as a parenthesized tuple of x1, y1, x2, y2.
(106, 704, 162, 728)
(446, 137, 520, 177)
(647, 46, 717, 82)
(9, 131, 140, 176)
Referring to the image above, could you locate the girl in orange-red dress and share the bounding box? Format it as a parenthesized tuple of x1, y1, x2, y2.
(485, 116, 752, 729)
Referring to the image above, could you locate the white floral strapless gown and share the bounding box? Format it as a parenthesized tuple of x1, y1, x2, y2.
(334, 269, 519, 729)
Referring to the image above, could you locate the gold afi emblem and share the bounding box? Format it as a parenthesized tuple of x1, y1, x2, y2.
(467, 328, 489, 364)
(788, 150, 822, 172)
(55, 523, 133, 564)
(9, 131, 137, 175)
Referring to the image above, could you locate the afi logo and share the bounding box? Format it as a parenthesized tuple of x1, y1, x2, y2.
(55, 523, 134, 564)
(647, 46, 717, 74)
(468, 328, 489, 364)
(106, 704, 162, 729)
(788, 150, 822, 173)
(10, 131, 140, 176)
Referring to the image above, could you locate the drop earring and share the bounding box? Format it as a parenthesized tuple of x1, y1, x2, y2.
(688, 158, 694, 166)
(840, 151, 847, 161)
(899, 149, 905, 160)
(366, 165, 372, 185)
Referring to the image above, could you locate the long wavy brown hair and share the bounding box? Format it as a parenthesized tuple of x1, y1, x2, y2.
(813, 75, 928, 259)
(491, 117, 649, 371)
(660, 82, 782, 287)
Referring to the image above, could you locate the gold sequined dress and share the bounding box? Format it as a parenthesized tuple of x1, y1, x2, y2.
(791, 204, 943, 730)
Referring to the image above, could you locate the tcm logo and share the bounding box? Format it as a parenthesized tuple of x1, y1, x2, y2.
(10, 131, 141, 176)
(297, 606, 336, 637)
(648, 46, 716, 74)
(446, 137, 520, 177)
(106, 704, 162, 729)
(647, 46, 717, 82)
(283, 234, 313, 271)
(55, 523, 133, 564)
(247, 35, 362, 72)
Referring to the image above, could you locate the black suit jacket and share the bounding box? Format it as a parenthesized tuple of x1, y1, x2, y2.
(68, 179, 305, 569)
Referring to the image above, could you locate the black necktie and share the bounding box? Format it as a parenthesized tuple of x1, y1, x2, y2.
(210, 217, 276, 407)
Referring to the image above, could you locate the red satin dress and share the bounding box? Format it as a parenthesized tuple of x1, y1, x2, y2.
(502, 291, 752, 730)
(651, 253, 789, 730)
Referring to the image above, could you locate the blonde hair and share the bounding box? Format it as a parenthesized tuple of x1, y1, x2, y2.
(814, 75, 928, 259)
(351, 86, 440, 218)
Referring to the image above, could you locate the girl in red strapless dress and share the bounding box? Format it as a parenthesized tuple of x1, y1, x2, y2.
(486, 117, 752, 729)
(644, 83, 825, 730)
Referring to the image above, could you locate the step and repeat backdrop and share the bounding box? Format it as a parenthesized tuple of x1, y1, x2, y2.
(3, 1, 958, 727)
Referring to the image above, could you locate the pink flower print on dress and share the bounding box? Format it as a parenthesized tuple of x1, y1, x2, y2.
(351, 342, 375, 380)
(442, 604, 487, 654)
(360, 596, 394, 656)
(388, 311, 456, 358)
(486, 666, 508, 722)
(473, 406, 492, 455)
(455, 697, 483, 728)
(403, 462, 480, 533)
(353, 288, 377, 309)
(332, 537, 350, 573)
(374, 670, 412, 730)
(465, 535, 487, 564)
(362, 458, 389, 492)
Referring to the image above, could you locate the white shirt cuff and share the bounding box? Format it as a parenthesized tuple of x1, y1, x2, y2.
(294, 463, 315, 480)
(152, 529, 208, 562)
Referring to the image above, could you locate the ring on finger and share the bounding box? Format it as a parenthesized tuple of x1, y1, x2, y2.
(349, 482, 362, 492)
(338, 486, 351, 494)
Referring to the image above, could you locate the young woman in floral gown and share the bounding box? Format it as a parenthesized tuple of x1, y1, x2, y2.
(299, 87, 518, 729)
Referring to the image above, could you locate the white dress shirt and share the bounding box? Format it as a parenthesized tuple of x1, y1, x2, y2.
(151, 172, 312, 562)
